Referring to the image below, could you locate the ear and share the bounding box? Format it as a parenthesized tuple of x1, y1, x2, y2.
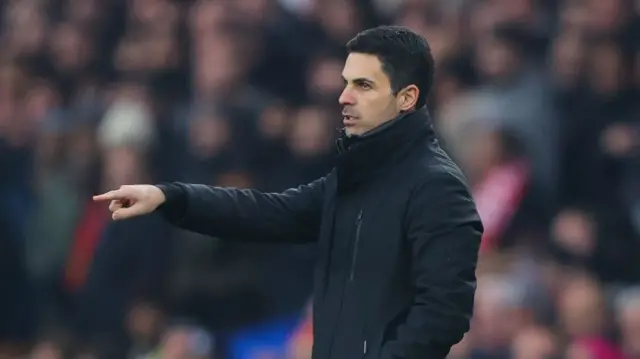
(397, 85, 420, 111)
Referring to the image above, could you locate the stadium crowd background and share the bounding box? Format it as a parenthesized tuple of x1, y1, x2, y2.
(0, 0, 639, 358)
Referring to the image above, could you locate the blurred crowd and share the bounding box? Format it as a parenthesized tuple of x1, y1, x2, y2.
(0, 0, 639, 358)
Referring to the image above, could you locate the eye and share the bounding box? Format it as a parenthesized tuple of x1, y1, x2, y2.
(359, 82, 372, 90)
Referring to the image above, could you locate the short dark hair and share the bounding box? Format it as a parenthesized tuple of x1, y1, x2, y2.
(345, 25, 435, 109)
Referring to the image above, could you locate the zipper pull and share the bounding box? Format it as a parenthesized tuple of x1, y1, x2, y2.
(363, 340, 367, 354)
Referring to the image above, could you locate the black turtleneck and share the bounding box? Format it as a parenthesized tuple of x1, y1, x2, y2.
(333, 107, 436, 193)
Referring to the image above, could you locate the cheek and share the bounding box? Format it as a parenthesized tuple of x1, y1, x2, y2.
(359, 101, 380, 121)
(363, 93, 395, 113)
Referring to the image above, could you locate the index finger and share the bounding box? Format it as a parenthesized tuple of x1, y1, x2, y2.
(93, 190, 124, 202)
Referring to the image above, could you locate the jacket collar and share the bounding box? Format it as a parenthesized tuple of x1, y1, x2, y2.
(334, 107, 434, 192)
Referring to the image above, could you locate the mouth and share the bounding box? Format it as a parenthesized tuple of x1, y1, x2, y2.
(342, 114, 357, 126)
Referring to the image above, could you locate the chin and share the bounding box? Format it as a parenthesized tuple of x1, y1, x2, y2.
(344, 127, 362, 137)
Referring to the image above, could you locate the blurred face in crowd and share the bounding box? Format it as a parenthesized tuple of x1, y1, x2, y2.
(127, 302, 164, 343)
(616, 299, 640, 356)
(24, 81, 59, 123)
(584, 0, 626, 33)
(476, 35, 521, 80)
(160, 327, 212, 359)
(566, 341, 595, 359)
(339, 53, 419, 136)
(102, 147, 145, 189)
(130, 0, 179, 31)
(161, 329, 192, 359)
(473, 278, 530, 348)
(459, 128, 506, 183)
(558, 276, 606, 338)
(315, 0, 361, 42)
(6, 11, 47, 56)
(308, 56, 344, 101)
(51, 23, 92, 72)
(490, 0, 535, 24)
(190, 0, 226, 36)
(188, 113, 230, 158)
(257, 103, 289, 140)
(551, 209, 596, 257)
(233, 0, 272, 24)
(30, 341, 63, 359)
(587, 42, 625, 95)
(551, 29, 585, 86)
(511, 326, 559, 359)
(65, 0, 101, 24)
(194, 35, 244, 97)
(289, 106, 332, 157)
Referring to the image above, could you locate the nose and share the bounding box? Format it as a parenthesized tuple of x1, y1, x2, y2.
(339, 87, 356, 106)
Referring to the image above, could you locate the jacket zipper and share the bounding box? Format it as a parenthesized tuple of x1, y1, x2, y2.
(350, 210, 363, 281)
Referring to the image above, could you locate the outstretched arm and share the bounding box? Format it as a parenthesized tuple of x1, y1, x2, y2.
(155, 177, 326, 243)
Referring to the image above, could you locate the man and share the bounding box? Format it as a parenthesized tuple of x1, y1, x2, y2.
(94, 26, 483, 359)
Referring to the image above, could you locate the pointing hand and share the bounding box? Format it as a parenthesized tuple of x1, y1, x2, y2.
(93, 185, 166, 220)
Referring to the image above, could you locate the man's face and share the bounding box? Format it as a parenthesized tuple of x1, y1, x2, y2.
(339, 53, 402, 136)
(476, 36, 520, 80)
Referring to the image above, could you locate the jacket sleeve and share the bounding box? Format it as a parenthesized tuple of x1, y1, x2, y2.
(154, 177, 326, 243)
(382, 169, 483, 359)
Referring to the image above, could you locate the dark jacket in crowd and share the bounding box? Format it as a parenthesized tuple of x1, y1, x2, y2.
(156, 108, 483, 359)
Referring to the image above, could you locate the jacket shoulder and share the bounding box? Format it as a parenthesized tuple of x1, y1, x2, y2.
(411, 142, 471, 192)
(403, 144, 481, 230)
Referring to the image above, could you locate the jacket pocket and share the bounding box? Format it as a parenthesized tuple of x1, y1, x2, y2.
(349, 209, 363, 281)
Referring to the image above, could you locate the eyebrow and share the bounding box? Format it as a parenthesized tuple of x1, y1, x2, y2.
(342, 76, 376, 86)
